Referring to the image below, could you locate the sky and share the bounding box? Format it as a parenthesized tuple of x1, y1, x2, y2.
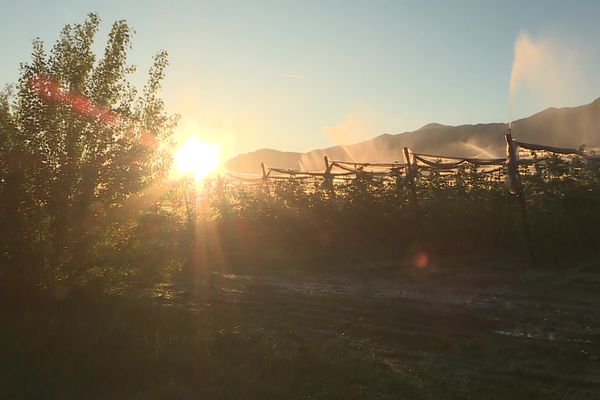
(2, 0, 600, 156)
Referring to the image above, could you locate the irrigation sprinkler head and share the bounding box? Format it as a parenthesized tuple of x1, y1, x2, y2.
(505, 126, 513, 141)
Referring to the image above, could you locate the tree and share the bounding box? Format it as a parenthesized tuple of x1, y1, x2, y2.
(0, 13, 178, 290)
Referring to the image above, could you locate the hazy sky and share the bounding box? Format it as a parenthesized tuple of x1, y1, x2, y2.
(2, 0, 600, 155)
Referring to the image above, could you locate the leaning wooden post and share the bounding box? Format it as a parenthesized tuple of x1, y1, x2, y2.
(260, 162, 270, 196)
(403, 147, 421, 225)
(323, 156, 336, 200)
(505, 129, 536, 266)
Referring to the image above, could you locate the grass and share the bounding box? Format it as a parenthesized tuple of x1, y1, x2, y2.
(1, 264, 599, 399)
(0, 289, 405, 400)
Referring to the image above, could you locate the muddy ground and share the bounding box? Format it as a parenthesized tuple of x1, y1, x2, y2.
(145, 264, 600, 399)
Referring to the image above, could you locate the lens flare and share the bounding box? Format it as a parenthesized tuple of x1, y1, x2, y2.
(412, 251, 429, 268)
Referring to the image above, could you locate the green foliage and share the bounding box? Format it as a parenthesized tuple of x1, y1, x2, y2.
(0, 13, 178, 289)
(201, 156, 600, 270)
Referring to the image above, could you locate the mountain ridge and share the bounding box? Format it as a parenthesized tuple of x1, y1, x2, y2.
(225, 98, 600, 174)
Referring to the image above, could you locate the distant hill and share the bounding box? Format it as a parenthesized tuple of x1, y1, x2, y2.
(225, 97, 600, 174)
(225, 149, 303, 175)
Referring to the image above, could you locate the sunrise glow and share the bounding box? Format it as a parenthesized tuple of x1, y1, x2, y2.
(172, 134, 221, 181)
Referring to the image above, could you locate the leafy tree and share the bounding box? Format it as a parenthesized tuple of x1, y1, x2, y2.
(0, 13, 178, 289)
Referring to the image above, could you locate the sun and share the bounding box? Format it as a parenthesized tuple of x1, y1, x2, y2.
(173, 134, 221, 181)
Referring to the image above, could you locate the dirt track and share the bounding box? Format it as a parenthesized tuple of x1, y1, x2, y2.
(148, 268, 600, 395)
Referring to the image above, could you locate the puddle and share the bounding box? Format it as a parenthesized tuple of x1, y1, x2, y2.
(494, 328, 596, 344)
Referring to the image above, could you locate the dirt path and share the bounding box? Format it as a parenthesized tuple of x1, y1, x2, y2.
(146, 269, 600, 395)
(148, 269, 600, 344)
(212, 271, 600, 343)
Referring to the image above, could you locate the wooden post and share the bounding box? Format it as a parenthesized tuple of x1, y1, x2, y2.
(260, 162, 270, 196)
(391, 161, 402, 197)
(505, 130, 520, 195)
(323, 156, 336, 200)
(323, 156, 332, 173)
(403, 147, 420, 224)
(505, 130, 536, 266)
(260, 162, 267, 178)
